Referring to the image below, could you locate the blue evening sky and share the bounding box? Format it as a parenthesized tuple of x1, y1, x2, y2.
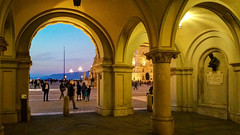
(30, 23, 95, 78)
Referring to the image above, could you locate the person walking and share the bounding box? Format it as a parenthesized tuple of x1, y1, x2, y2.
(42, 80, 50, 101)
(59, 81, 65, 100)
(76, 81, 82, 101)
(81, 82, 87, 101)
(133, 81, 138, 90)
(67, 80, 78, 109)
(86, 85, 91, 102)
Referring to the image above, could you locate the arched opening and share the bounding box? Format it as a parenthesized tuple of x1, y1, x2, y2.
(197, 49, 229, 119)
(115, 19, 150, 111)
(29, 23, 96, 115)
(172, 2, 240, 122)
(15, 9, 114, 118)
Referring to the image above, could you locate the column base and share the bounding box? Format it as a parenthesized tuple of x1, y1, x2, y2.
(1, 112, 18, 124)
(230, 112, 240, 124)
(151, 116, 174, 135)
(0, 124, 4, 135)
(96, 106, 133, 116)
(128, 107, 134, 115)
(113, 107, 128, 116)
(96, 106, 112, 116)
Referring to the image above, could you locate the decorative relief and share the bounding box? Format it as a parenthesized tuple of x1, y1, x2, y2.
(145, 49, 179, 63)
(207, 71, 223, 85)
(0, 37, 8, 55)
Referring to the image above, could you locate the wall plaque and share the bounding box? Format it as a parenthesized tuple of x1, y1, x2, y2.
(207, 71, 223, 85)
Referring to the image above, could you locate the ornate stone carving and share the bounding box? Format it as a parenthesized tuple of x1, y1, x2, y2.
(145, 49, 180, 63)
(0, 37, 8, 55)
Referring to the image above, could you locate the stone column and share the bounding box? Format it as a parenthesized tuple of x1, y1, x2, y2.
(145, 49, 179, 135)
(112, 64, 134, 116)
(171, 67, 193, 112)
(0, 37, 8, 135)
(95, 64, 113, 116)
(230, 63, 240, 117)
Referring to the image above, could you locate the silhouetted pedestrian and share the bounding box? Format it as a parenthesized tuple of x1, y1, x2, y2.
(67, 80, 78, 109)
(81, 82, 87, 101)
(76, 81, 82, 101)
(59, 82, 65, 100)
(86, 85, 91, 102)
(42, 80, 50, 101)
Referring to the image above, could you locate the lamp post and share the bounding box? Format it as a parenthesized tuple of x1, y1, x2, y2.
(69, 69, 73, 80)
(78, 66, 83, 81)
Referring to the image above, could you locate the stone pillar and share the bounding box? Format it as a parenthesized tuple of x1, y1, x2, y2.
(16, 57, 31, 122)
(145, 49, 179, 135)
(112, 64, 134, 116)
(230, 63, 240, 122)
(95, 64, 113, 116)
(147, 94, 153, 112)
(171, 68, 193, 112)
(0, 37, 8, 135)
(63, 96, 70, 117)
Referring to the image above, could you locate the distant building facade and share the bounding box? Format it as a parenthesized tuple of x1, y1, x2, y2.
(132, 44, 153, 83)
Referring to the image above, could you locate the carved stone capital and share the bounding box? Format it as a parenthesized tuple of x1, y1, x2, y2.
(0, 37, 8, 55)
(145, 49, 180, 63)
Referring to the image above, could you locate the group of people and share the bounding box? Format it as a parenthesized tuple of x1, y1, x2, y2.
(60, 80, 92, 109)
(30, 79, 58, 89)
(41, 80, 92, 109)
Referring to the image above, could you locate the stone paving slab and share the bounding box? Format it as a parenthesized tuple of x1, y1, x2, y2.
(4, 111, 240, 135)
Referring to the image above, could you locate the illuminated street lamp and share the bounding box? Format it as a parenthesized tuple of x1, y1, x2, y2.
(78, 66, 83, 80)
(69, 69, 74, 80)
(78, 66, 83, 72)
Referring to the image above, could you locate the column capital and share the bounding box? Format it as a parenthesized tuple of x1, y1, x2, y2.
(0, 37, 8, 56)
(145, 49, 180, 63)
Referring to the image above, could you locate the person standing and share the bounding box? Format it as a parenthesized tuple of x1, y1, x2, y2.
(67, 80, 78, 109)
(133, 81, 138, 90)
(81, 82, 87, 101)
(59, 81, 65, 100)
(76, 81, 82, 101)
(42, 80, 50, 101)
(86, 85, 91, 102)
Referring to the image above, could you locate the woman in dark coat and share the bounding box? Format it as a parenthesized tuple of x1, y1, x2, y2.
(76, 81, 82, 101)
(81, 82, 87, 101)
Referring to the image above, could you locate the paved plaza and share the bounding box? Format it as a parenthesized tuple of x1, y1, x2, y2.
(3, 83, 240, 135)
(29, 82, 149, 115)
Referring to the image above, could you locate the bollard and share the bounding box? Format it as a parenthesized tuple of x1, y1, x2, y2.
(21, 94, 28, 122)
(147, 94, 153, 112)
(63, 96, 70, 116)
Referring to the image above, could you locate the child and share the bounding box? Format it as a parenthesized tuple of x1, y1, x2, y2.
(86, 85, 91, 102)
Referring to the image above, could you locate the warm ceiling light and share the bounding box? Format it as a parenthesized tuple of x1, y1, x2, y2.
(73, 0, 81, 7)
(179, 12, 193, 28)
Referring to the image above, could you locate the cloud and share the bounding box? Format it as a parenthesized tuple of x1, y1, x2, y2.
(31, 52, 59, 61)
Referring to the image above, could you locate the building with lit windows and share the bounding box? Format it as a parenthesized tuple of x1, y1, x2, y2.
(132, 44, 153, 83)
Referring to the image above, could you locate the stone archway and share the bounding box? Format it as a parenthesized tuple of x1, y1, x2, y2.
(12, 8, 114, 121)
(197, 49, 229, 119)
